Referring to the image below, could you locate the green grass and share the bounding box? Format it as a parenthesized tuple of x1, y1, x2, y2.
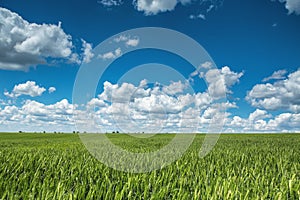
(0, 133, 299, 199)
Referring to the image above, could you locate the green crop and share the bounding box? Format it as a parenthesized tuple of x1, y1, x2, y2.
(0, 133, 299, 199)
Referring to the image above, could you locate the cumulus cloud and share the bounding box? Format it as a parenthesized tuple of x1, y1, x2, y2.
(48, 87, 56, 93)
(133, 0, 201, 15)
(98, 0, 220, 16)
(4, 81, 46, 98)
(81, 39, 94, 63)
(228, 110, 300, 133)
(0, 99, 76, 132)
(248, 109, 271, 122)
(126, 38, 140, 47)
(0, 7, 77, 71)
(113, 35, 140, 47)
(190, 64, 243, 98)
(133, 0, 178, 15)
(162, 81, 187, 95)
(246, 69, 300, 112)
(4, 77, 298, 133)
(98, 81, 150, 103)
(77, 79, 232, 132)
(276, 0, 300, 15)
(127, 0, 222, 16)
(98, 48, 122, 60)
(262, 69, 287, 82)
(204, 66, 243, 98)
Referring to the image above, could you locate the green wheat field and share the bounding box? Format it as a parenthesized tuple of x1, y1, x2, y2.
(0, 133, 299, 199)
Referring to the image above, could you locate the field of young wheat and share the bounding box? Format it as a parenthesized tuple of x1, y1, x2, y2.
(0, 133, 299, 199)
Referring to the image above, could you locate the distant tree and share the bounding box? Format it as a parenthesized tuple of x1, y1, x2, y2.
(18, 131, 22, 133)
(73, 131, 76, 134)
(112, 131, 115, 134)
(116, 131, 119, 134)
(43, 131, 46, 134)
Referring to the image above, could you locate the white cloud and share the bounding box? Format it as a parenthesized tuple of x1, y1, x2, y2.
(205, 69, 226, 98)
(132, 0, 221, 16)
(190, 65, 243, 99)
(0, 99, 76, 132)
(221, 66, 244, 88)
(98, 0, 220, 16)
(277, 0, 300, 15)
(205, 66, 243, 98)
(113, 35, 140, 47)
(133, 0, 197, 15)
(133, 0, 178, 15)
(48, 87, 56, 93)
(0, 7, 76, 71)
(0, 79, 218, 132)
(81, 39, 94, 63)
(246, 68, 300, 112)
(113, 35, 129, 42)
(98, 48, 122, 60)
(190, 61, 212, 77)
(228, 110, 300, 133)
(162, 81, 187, 95)
(98, 0, 123, 7)
(189, 13, 206, 20)
(248, 109, 271, 122)
(126, 38, 140, 47)
(99, 81, 150, 103)
(4, 81, 46, 98)
(267, 112, 300, 131)
(74, 80, 230, 132)
(262, 69, 287, 82)
(87, 98, 107, 109)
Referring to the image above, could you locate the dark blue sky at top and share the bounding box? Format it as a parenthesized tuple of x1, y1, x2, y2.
(0, 0, 300, 118)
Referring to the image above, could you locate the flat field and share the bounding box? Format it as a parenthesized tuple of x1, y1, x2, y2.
(0, 133, 299, 199)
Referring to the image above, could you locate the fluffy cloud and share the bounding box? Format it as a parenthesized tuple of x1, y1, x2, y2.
(162, 81, 187, 95)
(77, 79, 232, 133)
(277, 0, 300, 15)
(190, 64, 243, 98)
(81, 39, 94, 63)
(4, 81, 46, 98)
(48, 87, 56, 93)
(98, 81, 150, 103)
(0, 7, 76, 71)
(99, 0, 219, 16)
(267, 113, 300, 131)
(0, 99, 75, 132)
(248, 109, 271, 122)
(113, 35, 140, 47)
(228, 110, 300, 133)
(204, 66, 243, 98)
(246, 69, 300, 112)
(133, 0, 198, 15)
(133, 0, 178, 15)
(126, 38, 140, 47)
(98, 48, 122, 60)
(262, 69, 287, 82)
(2, 77, 298, 133)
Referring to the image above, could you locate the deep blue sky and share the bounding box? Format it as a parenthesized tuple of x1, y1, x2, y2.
(0, 0, 299, 132)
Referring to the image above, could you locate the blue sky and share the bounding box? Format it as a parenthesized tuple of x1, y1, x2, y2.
(0, 0, 299, 133)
